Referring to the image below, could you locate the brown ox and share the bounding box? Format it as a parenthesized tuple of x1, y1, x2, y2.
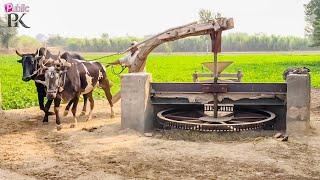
(39, 55, 114, 130)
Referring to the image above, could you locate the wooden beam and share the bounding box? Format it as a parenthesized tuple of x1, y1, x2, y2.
(129, 18, 234, 73)
(117, 18, 234, 104)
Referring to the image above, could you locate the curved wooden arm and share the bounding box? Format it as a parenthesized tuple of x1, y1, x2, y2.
(112, 18, 234, 104)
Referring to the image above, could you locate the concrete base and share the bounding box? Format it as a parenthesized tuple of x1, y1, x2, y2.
(286, 74, 311, 133)
(121, 73, 153, 133)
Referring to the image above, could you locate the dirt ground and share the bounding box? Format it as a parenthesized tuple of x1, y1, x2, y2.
(0, 90, 320, 180)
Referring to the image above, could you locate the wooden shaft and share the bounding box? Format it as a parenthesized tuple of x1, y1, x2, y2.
(213, 53, 218, 83)
(213, 52, 218, 118)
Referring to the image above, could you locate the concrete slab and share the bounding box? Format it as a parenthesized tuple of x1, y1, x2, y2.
(121, 73, 154, 133)
(286, 74, 311, 133)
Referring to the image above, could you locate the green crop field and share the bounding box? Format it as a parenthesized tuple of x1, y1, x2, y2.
(1, 53, 320, 110)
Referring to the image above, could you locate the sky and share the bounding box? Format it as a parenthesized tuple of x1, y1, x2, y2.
(0, 0, 311, 38)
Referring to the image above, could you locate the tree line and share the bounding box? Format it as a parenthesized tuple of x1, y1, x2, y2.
(43, 33, 316, 52)
(1, 32, 316, 52)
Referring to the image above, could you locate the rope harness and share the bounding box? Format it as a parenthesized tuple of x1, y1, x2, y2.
(109, 65, 126, 77)
(83, 52, 129, 77)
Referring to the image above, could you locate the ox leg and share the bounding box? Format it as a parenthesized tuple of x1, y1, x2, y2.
(36, 83, 54, 114)
(36, 83, 54, 123)
(63, 100, 73, 117)
(44, 99, 54, 115)
(70, 96, 79, 128)
(36, 83, 46, 112)
(80, 94, 88, 116)
(54, 98, 62, 131)
(100, 79, 115, 118)
(43, 99, 53, 124)
(86, 92, 94, 121)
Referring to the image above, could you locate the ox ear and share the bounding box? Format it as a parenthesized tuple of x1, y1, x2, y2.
(17, 59, 22, 63)
(16, 50, 23, 57)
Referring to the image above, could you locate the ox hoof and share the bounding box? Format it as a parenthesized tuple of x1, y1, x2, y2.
(70, 124, 76, 128)
(80, 111, 86, 116)
(86, 117, 92, 122)
(43, 121, 49, 125)
(110, 114, 115, 118)
(63, 111, 69, 117)
(57, 125, 62, 131)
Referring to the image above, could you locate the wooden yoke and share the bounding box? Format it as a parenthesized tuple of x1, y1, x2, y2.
(112, 18, 234, 104)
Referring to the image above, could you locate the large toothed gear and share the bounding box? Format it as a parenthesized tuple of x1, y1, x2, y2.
(157, 106, 276, 132)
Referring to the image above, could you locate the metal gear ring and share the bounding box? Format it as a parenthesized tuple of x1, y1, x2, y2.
(157, 107, 276, 132)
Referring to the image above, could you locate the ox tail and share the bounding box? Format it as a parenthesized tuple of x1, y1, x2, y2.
(102, 67, 114, 88)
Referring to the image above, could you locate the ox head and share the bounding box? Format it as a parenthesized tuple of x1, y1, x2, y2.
(45, 66, 61, 99)
(16, 49, 39, 81)
(41, 53, 72, 100)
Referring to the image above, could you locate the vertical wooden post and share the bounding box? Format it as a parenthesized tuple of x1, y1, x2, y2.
(213, 52, 218, 118)
(211, 31, 222, 119)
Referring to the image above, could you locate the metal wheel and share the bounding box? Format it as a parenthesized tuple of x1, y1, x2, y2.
(157, 106, 276, 132)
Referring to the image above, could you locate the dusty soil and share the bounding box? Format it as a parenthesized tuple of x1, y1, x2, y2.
(0, 90, 320, 180)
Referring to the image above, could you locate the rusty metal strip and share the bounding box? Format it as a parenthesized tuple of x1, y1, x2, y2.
(202, 84, 228, 93)
(151, 83, 287, 94)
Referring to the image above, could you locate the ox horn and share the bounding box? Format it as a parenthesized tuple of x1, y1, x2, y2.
(39, 48, 47, 62)
(41, 63, 48, 70)
(41, 58, 49, 70)
(42, 46, 48, 59)
(16, 50, 23, 57)
(63, 62, 72, 67)
(61, 58, 72, 67)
